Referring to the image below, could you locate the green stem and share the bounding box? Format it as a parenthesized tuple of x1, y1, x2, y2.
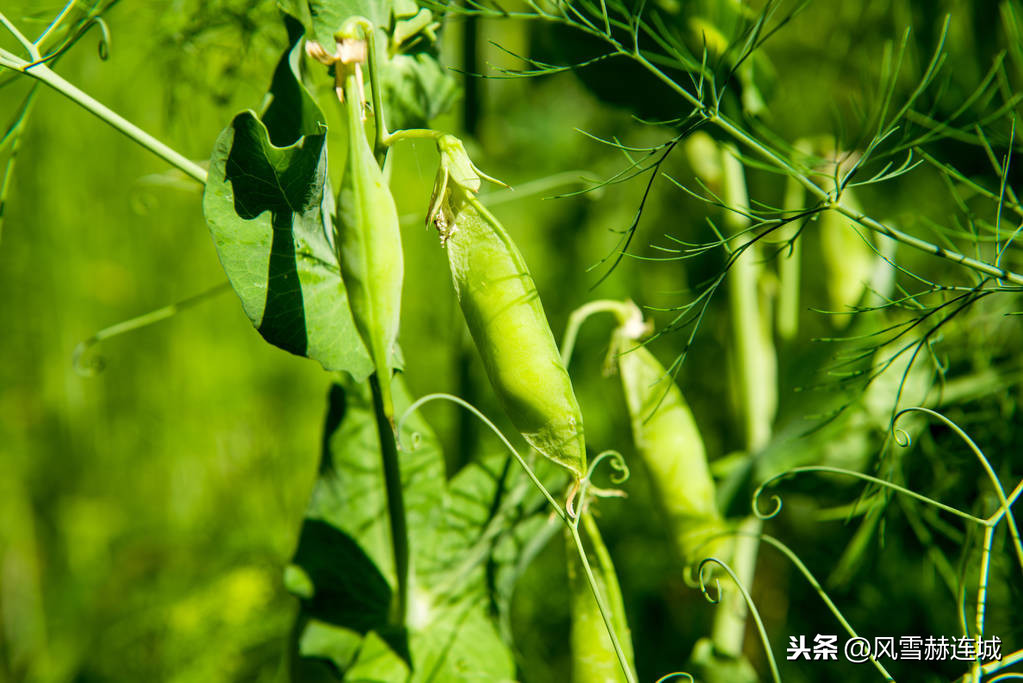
(623, 43, 1023, 286)
(775, 173, 804, 341)
(0, 47, 206, 184)
(973, 524, 994, 682)
(382, 128, 443, 145)
(36, 1, 78, 47)
(560, 299, 635, 365)
(834, 202, 1023, 286)
(0, 12, 36, 56)
(712, 144, 774, 660)
(72, 282, 230, 375)
(370, 374, 409, 626)
(721, 144, 773, 453)
(349, 18, 441, 154)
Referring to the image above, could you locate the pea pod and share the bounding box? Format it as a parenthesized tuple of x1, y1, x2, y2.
(334, 39, 403, 417)
(614, 303, 725, 565)
(429, 137, 586, 478)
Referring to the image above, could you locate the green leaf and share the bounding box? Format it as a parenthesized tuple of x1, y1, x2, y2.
(263, 15, 329, 146)
(378, 50, 460, 130)
(203, 112, 374, 377)
(288, 377, 550, 681)
(307, 0, 391, 44)
(280, 0, 459, 129)
(203, 22, 374, 376)
(344, 631, 411, 682)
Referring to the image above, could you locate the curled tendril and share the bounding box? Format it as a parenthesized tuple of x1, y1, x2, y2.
(654, 673, 695, 683)
(28, 15, 112, 68)
(892, 426, 912, 447)
(565, 478, 580, 520)
(571, 450, 630, 518)
(697, 559, 725, 604)
(894, 406, 1023, 570)
(585, 449, 630, 484)
(753, 465, 986, 525)
(751, 474, 787, 519)
(91, 17, 110, 60)
(697, 556, 782, 683)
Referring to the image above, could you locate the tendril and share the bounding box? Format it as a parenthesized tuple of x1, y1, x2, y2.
(697, 556, 781, 683)
(753, 465, 985, 525)
(398, 392, 567, 523)
(71, 282, 230, 377)
(586, 449, 630, 484)
(894, 406, 1023, 572)
(751, 474, 787, 519)
(27, 15, 112, 68)
(572, 450, 630, 518)
(654, 673, 695, 683)
(92, 17, 111, 61)
(756, 533, 896, 681)
(892, 426, 912, 447)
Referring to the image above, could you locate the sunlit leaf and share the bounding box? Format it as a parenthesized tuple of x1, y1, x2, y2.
(287, 377, 535, 681)
(203, 29, 374, 377)
(280, 0, 459, 129)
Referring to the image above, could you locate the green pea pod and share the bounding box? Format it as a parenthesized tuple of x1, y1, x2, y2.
(615, 306, 725, 564)
(448, 196, 585, 477)
(335, 61, 403, 417)
(428, 140, 584, 477)
(820, 187, 873, 328)
(566, 512, 635, 683)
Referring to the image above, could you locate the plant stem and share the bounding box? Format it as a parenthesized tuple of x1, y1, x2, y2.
(712, 517, 763, 657)
(0, 42, 206, 185)
(548, 21, 1023, 286)
(775, 172, 804, 340)
(29, 63, 207, 183)
(834, 202, 1023, 285)
(711, 144, 773, 660)
(721, 144, 774, 453)
(973, 523, 994, 683)
(370, 374, 409, 627)
(560, 299, 635, 365)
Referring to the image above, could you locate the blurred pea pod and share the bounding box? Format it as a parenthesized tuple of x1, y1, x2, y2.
(332, 30, 403, 418)
(428, 135, 586, 479)
(821, 186, 874, 328)
(566, 512, 636, 683)
(612, 301, 727, 566)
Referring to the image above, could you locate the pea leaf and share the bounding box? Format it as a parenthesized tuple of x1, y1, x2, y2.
(203, 28, 374, 378)
(378, 49, 460, 130)
(279, 0, 459, 129)
(287, 376, 559, 681)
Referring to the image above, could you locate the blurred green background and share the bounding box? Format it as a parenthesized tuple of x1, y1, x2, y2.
(1, 1, 1021, 682)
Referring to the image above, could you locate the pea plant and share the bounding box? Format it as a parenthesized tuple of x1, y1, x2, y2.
(2, 0, 1022, 682)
